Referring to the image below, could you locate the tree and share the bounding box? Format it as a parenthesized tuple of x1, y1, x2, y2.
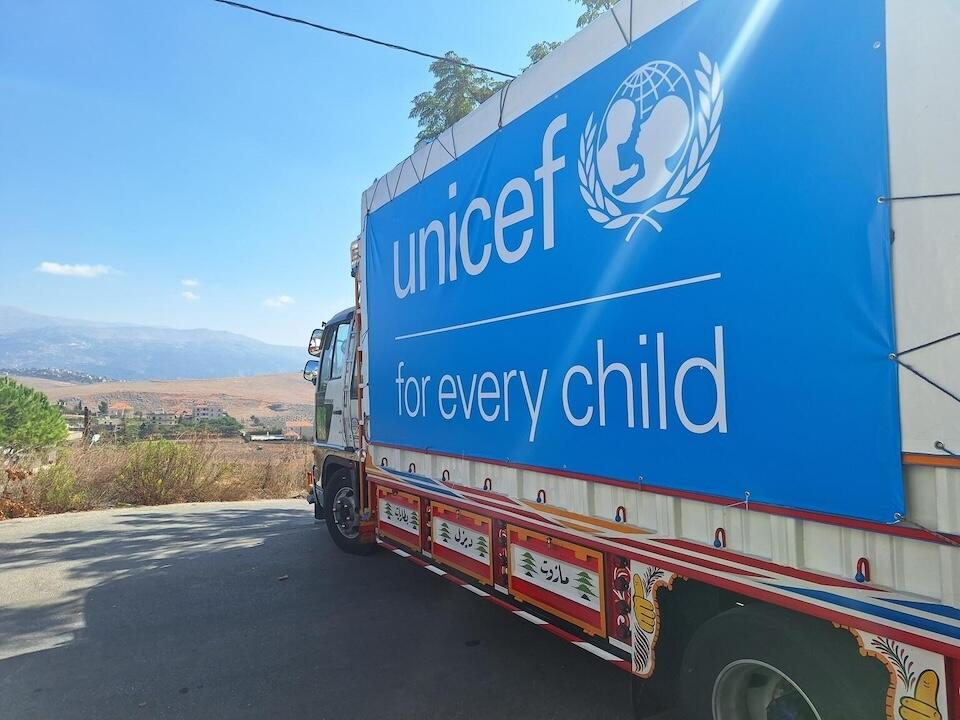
(520, 550, 537, 577)
(98, 400, 108, 415)
(408, 2, 614, 144)
(439, 521, 451, 543)
(410, 51, 503, 143)
(571, 0, 614, 28)
(0, 377, 68, 457)
(525, 41, 561, 69)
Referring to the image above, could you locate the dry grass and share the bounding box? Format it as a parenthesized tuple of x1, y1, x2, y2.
(0, 439, 310, 519)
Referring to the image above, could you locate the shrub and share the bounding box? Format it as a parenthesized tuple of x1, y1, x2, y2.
(237, 445, 309, 498)
(115, 439, 235, 505)
(0, 439, 310, 519)
(32, 455, 89, 514)
(0, 466, 42, 519)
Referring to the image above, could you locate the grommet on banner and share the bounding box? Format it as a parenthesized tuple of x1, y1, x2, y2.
(714, 527, 727, 549)
(855, 557, 871, 583)
(615, 505, 627, 523)
(408, 462, 416, 473)
(536, 489, 547, 504)
(483, 477, 492, 491)
(935, 440, 958, 456)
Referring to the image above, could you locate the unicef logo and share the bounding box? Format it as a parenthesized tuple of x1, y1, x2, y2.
(579, 52, 723, 240)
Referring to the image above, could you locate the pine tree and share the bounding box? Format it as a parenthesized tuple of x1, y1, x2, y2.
(520, 551, 537, 577)
(575, 570, 597, 601)
(384, 502, 393, 520)
(476, 535, 488, 558)
(411, 510, 419, 530)
(0, 377, 68, 457)
(439, 521, 451, 543)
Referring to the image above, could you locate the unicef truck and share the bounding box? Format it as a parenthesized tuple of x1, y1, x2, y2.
(302, 1, 960, 717)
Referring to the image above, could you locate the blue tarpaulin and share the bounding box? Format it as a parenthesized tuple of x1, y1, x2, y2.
(365, 0, 903, 523)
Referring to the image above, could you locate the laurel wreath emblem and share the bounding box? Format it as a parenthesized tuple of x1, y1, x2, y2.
(578, 52, 724, 241)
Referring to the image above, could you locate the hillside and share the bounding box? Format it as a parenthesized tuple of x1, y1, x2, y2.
(0, 306, 305, 380)
(13, 373, 314, 427)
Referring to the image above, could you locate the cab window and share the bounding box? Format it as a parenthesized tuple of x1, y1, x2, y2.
(329, 321, 351, 379)
(317, 324, 336, 382)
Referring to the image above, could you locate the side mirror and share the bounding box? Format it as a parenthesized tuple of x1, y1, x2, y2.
(303, 359, 320, 385)
(307, 327, 325, 357)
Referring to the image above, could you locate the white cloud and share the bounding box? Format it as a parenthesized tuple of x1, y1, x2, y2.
(36, 261, 113, 278)
(264, 295, 296, 308)
(181, 278, 199, 287)
(182, 290, 199, 301)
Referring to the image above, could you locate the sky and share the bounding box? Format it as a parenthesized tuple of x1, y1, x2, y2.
(0, 0, 583, 346)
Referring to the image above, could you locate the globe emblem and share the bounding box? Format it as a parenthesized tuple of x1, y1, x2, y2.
(596, 61, 694, 205)
(578, 52, 722, 239)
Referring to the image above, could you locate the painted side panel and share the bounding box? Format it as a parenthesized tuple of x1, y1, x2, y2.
(430, 502, 494, 585)
(507, 526, 606, 637)
(850, 628, 948, 720)
(376, 487, 422, 552)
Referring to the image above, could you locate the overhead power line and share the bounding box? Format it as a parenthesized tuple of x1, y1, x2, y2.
(212, 0, 517, 79)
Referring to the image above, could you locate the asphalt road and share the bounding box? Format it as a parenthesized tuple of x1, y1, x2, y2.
(0, 500, 661, 719)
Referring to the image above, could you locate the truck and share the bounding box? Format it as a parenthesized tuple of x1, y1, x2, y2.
(302, 1, 960, 717)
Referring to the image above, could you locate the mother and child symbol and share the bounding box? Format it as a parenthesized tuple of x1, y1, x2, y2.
(596, 63, 694, 205)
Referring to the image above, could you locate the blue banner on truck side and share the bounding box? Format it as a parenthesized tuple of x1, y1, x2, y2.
(365, 0, 903, 523)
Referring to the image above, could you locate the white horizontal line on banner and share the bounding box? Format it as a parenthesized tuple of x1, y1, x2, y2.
(394, 272, 722, 340)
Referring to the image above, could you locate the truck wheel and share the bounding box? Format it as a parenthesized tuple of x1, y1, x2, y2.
(324, 470, 376, 556)
(678, 604, 887, 720)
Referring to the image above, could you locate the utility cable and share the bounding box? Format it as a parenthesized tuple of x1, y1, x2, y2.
(212, 0, 517, 79)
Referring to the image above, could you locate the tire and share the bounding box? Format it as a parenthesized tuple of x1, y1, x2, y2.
(323, 469, 376, 556)
(679, 603, 888, 720)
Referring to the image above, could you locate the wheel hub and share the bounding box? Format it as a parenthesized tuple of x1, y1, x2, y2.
(712, 660, 820, 720)
(332, 486, 359, 539)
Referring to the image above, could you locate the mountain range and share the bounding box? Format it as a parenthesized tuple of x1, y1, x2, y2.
(0, 306, 306, 380)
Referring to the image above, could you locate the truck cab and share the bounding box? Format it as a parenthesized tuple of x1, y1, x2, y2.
(304, 307, 356, 451)
(303, 306, 372, 554)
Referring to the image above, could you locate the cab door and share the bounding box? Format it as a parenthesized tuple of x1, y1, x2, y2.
(314, 316, 353, 448)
